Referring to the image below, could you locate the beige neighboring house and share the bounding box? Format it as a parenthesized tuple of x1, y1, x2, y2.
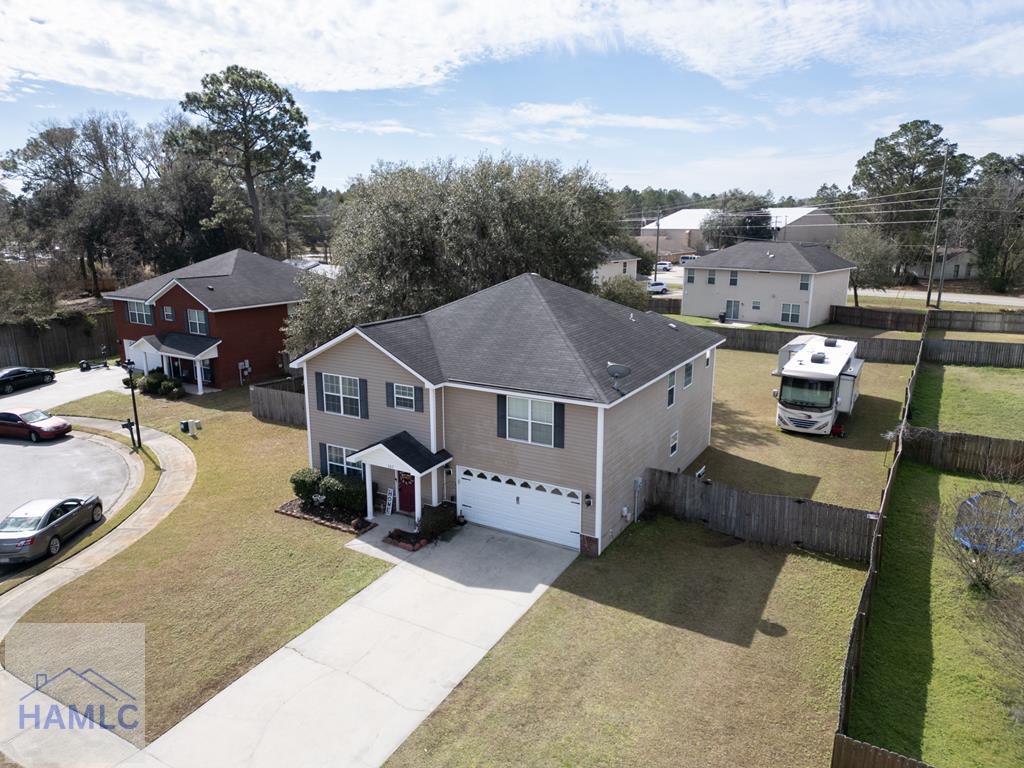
(638, 206, 839, 253)
(682, 241, 855, 328)
(593, 249, 640, 283)
(291, 273, 723, 555)
(908, 247, 978, 282)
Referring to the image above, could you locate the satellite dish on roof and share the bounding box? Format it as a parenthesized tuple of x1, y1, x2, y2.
(607, 362, 631, 379)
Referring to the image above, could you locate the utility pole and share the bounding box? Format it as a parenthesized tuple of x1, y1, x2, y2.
(936, 236, 949, 308)
(925, 148, 951, 307)
(655, 208, 661, 261)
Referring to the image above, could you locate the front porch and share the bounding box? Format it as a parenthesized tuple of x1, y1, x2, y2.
(347, 431, 453, 525)
(130, 332, 222, 395)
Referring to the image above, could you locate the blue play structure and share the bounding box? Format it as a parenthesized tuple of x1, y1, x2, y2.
(954, 491, 1024, 555)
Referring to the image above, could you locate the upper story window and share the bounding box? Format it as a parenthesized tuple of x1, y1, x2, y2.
(126, 301, 153, 325)
(666, 371, 676, 408)
(799, 273, 810, 291)
(187, 308, 208, 335)
(707, 269, 716, 285)
(162, 306, 175, 322)
(669, 431, 679, 457)
(729, 270, 738, 286)
(683, 361, 693, 388)
(507, 396, 554, 447)
(393, 383, 416, 411)
(324, 373, 361, 417)
(686, 271, 694, 284)
(621, 261, 627, 274)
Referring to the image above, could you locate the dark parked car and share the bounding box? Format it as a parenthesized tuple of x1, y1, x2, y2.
(0, 409, 72, 442)
(0, 496, 103, 562)
(0, 367, 55, 395)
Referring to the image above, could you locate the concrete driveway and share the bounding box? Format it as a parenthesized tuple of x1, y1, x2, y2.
(0, 366, 125, 413)
(143, 522, 577, 768)
(0, 432, 132, 517)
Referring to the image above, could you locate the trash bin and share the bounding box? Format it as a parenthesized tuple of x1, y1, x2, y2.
(718, 312, 727, 323)
(180, 420, 189, 434)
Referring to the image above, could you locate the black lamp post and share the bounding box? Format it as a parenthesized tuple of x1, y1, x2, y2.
(123, 361, 143, 449)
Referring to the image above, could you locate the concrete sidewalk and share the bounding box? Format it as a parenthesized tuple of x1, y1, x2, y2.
(143, 523, 576, 768)
(851, 287, 1024, 308)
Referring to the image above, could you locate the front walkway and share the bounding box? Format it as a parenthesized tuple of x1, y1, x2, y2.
(143, 523, 577, 768)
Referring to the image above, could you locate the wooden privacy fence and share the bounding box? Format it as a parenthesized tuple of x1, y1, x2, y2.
(830, 305, 926, 332)
(0, 312, 119, 368)
(644, 469, 875, 561)
(831, 734, 935, 768)
(922, 338, 1024, 367)
(929, 308, 1024, 333)
(249, 377, 306, 427)
(902, 428, 1024, 478)
(648, 296, 682, 314)
(713, 326, 921, 364)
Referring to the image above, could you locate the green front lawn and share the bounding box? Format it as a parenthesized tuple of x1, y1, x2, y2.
(848, 462, 1024, 767)
(20, 388, 390, 741)
(664, 314, 919, 339)
(388, 517, 864, 768)
(848, 294, 1016, 313)
(926, 328, 1024, 344)
(686, 349, 910, 511)
(911, 363, 1024, 440)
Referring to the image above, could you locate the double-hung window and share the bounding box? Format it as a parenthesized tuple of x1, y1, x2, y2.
(781, 303, 801, 324)
(507, 397, 554, 447)
(752, 300, 761, 310)
(729, 270, 738, 286)
(621, 261, 627, 274)
(127, 301, 153, 325)
(799, 273, 810, 291)
(707, 269, 716, 285)
(393, 383, 415, 411)
(324, 373, 361, 417)
(669, 431, 679, 457)
(686, 270, 694, 284)
(187, 308, 208, 335)
(326, 444, 363, 478)
(162, 306, 175, 322)
(683, 361, 693, 388)
(666, 371, 676, 407)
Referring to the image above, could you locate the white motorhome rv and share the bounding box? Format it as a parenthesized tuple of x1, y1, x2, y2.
(772, 335, 865, 435)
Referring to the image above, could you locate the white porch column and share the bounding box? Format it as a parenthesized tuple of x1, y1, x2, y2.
(364, 467, 374, 520)
(162, 356, 170, 376)
(194, 360, 204, 395)
(414, 475, 423, 524)
(430, 468, 439, 506)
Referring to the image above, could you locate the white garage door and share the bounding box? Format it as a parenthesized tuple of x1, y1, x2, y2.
(456, 465, 581, 550)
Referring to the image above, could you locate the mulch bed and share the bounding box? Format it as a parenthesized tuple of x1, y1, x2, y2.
(382, 528, 431, 552)
(275, 498, 377, 536)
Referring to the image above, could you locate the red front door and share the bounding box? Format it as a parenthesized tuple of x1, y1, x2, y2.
(398, 473, 415, 513)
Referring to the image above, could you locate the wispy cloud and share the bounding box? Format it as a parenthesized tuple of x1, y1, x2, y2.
(777, 86, 901, 117)
(0, 2, 1021, 99)
(311, 116, 430, 137)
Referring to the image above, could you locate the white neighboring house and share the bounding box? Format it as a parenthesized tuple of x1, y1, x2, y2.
(593, 249, 640, 283)
(682, 241, 855, 328)
(907, 247, 978, 282)
(637, 206, 839, 253)
(284, 254, 341, 279)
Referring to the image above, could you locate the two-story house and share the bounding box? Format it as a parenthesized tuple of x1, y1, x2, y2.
(682, 241, 855, 328)
(291, 273, 724, 555)
(103, 249, 305, 392)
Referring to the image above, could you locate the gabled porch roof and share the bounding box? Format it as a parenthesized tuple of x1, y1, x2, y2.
(348, 431, 452, 478)
(132, 332, 221, 360)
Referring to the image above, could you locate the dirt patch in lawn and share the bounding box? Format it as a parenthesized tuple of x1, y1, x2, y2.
(685, 349, 910, 511)
(387, 517, 864, 768)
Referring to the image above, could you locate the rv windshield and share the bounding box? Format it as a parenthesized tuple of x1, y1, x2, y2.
(779, 377, 834, 410)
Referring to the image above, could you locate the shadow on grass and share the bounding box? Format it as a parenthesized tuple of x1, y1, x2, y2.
(685, 446, 821, 500)
(555, 519, 787, 647)
(848, 461, 937, 758)
(711, 400, 778, 450)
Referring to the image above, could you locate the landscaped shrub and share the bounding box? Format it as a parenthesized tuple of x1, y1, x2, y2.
(122, 371, 143, 388)
(168, 386, 186, 400)
(159, 380, 176, 396)
(419, 503, 458, 539)
(290, 467, 322, 503)
(321, 474, 365, 514)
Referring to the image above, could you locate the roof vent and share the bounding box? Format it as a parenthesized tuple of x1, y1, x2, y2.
(767, 251, 774, 259)
(207, 285, 214, 291)
(824, 337, 838, 347)
(629, 312, 636, 322)
(668, 322, 677, 329)
(810, 352, 827, 364)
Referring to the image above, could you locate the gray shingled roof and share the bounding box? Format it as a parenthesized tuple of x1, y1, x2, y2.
(351, 431, 453, 474)
(104, 249, 306, 310)
(358, 273, 723, 403)
(137, 332, 220, 358)
(689, 241, 855, 273)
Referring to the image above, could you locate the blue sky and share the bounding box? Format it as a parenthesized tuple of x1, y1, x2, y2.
(2, 1, 1023, 197)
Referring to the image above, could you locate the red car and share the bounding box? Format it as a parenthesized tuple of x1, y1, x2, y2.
(0, 409, 72, 442)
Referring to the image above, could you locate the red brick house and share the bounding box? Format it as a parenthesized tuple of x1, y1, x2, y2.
(103, 249, 305, 393)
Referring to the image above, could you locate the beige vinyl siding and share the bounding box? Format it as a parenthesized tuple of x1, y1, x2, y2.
(808, 269, 851, 326)
(441, 386, 599, 537)
(305, 334, 432, 463)
(600, 347, 716, 548)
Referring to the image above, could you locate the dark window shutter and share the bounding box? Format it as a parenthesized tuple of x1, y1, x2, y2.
(496, 394, 507, 438)
(359, 378, 369, 419)
(123, 301, 130, 322)
(553, 403, 565, 448)
(319, 443, 327, 475)
(315, 372, 325, 412)
(414, 386, 424, 413)
(385, 382, 395, 408)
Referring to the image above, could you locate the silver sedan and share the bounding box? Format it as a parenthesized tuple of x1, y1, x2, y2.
(0, 496, 103, 563)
